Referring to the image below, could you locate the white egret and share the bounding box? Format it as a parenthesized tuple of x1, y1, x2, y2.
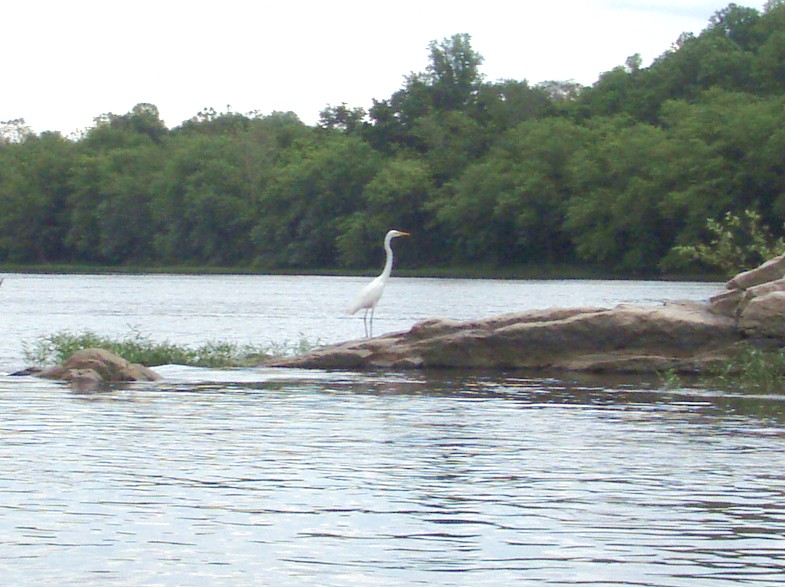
(348, 229, 410, 338)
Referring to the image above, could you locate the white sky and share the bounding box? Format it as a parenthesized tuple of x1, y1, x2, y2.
(2, 0, 769, 135)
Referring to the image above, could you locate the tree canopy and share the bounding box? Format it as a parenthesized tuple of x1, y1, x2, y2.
(2, 3, 785, 275)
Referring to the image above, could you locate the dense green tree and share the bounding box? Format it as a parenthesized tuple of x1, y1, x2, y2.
(578, 3, 785, 124)
(66, 104, 168, 264)
(432, 156, 515, 265)
(565, 117, 681, 272)
(659, 91, 785, 260)
(336, 157, 434, 267)
(318, 103, 367, 135)
(66, 145, 161, 263)
(0, 132, 76, 262)
(175, 107, 252, 136)
(493, 118, 586, 264)
(252, 134, 383, 268)
(577, 60, 641, 120)
(434, 117, 585, 265)
(424, 33, 484, 111)
(472, 80, 554, 132)
(151, 134, 254, 264)
(707, 3, 763, 50)
(366, 33, 484, 153)
(754, 1, 785, 92)
(413, 110, 486, 186)
(83, 103, 168, 149)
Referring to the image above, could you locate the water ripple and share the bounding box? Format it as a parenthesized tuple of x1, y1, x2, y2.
(1, 371, 784, 585)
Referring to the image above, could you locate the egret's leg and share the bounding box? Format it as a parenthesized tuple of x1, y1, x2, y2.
(369, 306, 375, 338)
(363, 309, 369, 338)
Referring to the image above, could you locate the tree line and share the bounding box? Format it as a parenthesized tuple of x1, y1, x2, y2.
(1, 2, 784, 275)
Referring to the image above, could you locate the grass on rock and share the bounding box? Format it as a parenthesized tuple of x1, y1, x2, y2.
(23, 328, 321, 369)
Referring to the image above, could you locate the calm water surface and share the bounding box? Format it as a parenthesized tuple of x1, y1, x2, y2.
(1, 274, 784, 586)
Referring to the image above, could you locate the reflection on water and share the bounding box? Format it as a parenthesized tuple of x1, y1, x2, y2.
(1, 369, 784, 586)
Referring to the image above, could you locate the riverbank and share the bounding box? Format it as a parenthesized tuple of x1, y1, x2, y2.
(0, 262, 724, 281)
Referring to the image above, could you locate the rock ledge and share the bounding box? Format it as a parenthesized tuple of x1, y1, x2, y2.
(269, 255, 785, 374)
(267, 301, 740, 373)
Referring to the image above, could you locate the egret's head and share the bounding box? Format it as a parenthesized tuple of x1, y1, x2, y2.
(388, 229, 410, 239)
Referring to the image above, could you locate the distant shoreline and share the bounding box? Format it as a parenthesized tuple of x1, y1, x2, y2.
(0, 263, 723, 282)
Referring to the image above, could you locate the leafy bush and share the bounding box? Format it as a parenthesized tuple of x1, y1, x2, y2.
(669, 209, 785, 276)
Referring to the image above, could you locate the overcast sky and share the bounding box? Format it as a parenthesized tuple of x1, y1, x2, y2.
(2, 0, 769, 135)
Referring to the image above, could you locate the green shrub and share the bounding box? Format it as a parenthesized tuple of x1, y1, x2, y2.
(654, 344, 785, 394)
(715, 344, 785, 393)
(668, 209, 785, 277)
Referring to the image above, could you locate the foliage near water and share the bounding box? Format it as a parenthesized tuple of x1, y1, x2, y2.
(22, 329, 321, 368)
(670, 210, 785, 277)
(2, 3, 785, 276)
(714, 345, 785, 393)
(659, 343, 785, 394)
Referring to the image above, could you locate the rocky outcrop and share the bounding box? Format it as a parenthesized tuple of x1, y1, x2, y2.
(710, 252, 785, 339)
(266, 301, 740, 373)
(726, 253, 785, 290)
(35, 348, 161, 390)
(739, 291, 785, 339)
(269, 254, 785, 374)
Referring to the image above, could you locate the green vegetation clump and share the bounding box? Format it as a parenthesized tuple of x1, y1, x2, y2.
(668, 210, 785, 277)
(715, 344, 785, 393)
(22, 329, 320, 369)
(658, 343, 785, 394)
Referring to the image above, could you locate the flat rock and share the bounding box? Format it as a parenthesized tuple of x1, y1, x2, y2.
(266, 301, 740, 373)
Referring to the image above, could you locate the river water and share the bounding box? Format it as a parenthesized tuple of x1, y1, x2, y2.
(1, 274, 784, 586)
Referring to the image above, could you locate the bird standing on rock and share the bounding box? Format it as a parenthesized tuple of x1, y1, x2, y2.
(348, 229, 410, 338)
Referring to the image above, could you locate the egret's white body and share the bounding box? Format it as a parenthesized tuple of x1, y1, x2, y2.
(348, 229, 409, 338)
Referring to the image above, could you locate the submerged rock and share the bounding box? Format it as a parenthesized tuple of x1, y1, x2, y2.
(35, 348, 161, 389)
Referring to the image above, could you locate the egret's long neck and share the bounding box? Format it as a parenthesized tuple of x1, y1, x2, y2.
(380, 235, 395, 281)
